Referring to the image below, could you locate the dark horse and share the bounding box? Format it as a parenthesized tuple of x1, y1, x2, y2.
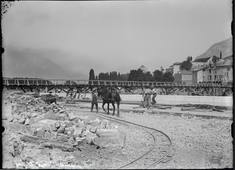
(97, 87, 121, 116)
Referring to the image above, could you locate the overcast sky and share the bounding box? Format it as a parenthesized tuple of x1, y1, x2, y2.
(2, 0, 232, 79)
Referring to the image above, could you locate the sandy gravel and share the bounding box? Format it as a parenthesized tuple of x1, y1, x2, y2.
(63, 102, 233, 169)
(117, 110, 233, 169)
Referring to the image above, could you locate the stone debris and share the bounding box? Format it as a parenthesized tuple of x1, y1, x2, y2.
(11, 141, 24, 157)
(5, 92, 125, 151)
(3, 91, 128, 169)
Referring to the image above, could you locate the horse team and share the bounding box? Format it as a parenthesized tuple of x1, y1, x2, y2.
(91, 87, 121, 116)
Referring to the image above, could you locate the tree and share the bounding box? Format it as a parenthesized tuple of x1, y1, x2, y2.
(120, 73, 129, 81)
(110, 71, 118, 80)
(98, 72, 109, 80)
(153, 69, 163, 81)
(180, 58, 192, 71)
(163, 72, 174, 82)
(117, 72, 121, 80)
(89, 69, 95, 80)
(143, 71, 153, 81)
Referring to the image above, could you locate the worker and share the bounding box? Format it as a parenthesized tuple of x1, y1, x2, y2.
(91, 91, 98, 113)
(152, 92, 157, 105)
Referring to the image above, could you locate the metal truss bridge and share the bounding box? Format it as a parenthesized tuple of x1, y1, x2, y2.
(2, 78, 233, 96)
(2, 78, 232, 88)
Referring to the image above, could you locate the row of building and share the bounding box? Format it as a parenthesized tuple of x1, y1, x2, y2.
(167, 38, 233, 85)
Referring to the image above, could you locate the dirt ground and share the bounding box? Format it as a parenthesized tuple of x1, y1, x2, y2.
(2, 90, 154, 169)
(117, 108, 233, 169)
(2, 90, 233, 169)
(68, 102, 233, 169)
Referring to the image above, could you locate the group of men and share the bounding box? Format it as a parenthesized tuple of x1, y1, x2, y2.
(142, 92, 157, 109)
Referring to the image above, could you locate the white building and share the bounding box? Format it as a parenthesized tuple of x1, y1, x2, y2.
(171, 62, 181, 75)
(192, 56, 233, 84)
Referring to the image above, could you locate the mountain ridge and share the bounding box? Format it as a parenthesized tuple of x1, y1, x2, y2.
(194, 37, 232, 62)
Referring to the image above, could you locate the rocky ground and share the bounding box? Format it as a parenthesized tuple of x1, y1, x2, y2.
(2, 90, 153, 169)
(113, 108, 233, 169)
(67, 102, 233, 169)
(2, 90, 233, 169)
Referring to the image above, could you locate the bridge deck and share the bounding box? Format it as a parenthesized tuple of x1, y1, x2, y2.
(2, 78, 232, 88)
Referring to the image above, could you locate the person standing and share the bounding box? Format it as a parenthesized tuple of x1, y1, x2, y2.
(143, 93, 148, 108)
(152, 93, 157, 105)
(115, 90, 121, 116)
(91, 91, 98, 112)
(146, 93, 151, 109)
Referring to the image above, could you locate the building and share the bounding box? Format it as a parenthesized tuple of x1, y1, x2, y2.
(192, 37, 232, 84)
(181, 70, 193, 85)
(214, 56, 233, 83)
(192, 56, 233, 84)
(192, 69, 204, 84)
(171, 62, 181, 75)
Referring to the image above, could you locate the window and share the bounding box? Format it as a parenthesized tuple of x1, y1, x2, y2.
(208, 75, 211, 80)
(214, 75, 217, 80)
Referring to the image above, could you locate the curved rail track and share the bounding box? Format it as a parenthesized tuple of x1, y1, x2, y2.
(67, 105, 174, 169)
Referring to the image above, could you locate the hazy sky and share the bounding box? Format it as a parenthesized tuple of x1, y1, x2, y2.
(2, 0, 232, 79)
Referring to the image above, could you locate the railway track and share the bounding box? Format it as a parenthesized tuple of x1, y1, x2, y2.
(67, 105, 174, 169)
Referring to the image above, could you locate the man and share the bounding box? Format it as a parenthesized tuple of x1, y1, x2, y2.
(143, 93, 148, 108)
(152, 92, 157, 105)
(91, 91, 98, 113)
(114, 90, 121, 116)
(146, 93, 151, 109)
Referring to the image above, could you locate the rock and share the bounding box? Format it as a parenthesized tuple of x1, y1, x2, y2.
(74, 137, 86, 146)
(68, 112, 77, 121)
(18, 117, 26, 124)
(59, 109, 65, 113)
(35, 128, 45, 138)
(24, 118, 30, 125)
(31, 112, 38, 118)
(12, 141, 23, 157)
(56, 133, 70, 142)
(57, 126, 65, 133)
(89, 126, 97, 133)
(73, 127, 84, 137)
(100, 120, 109, 129)
(51, 125, 58, 132)
(44, 131, 52, 139)
(85, 131, 97, 145)
(40, 141, 75, 152)
(55, 121, 61, 129)
(65, 127, 75, 136)
(87, 118, 101, 127)
(77, 119, 85, 127)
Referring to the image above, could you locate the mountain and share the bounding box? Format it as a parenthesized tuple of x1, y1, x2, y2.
(194, 37, 232, 62)
(2, 46, 86, 79)
(138, 65, 149, 73)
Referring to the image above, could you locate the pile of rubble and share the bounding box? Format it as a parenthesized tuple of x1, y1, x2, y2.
(5, 92, 125, 155)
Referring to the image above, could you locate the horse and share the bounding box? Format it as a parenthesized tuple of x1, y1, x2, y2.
(97, 87, 121, 116)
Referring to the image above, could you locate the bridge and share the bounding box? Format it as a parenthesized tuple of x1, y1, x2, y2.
(2, 78, 233, 96)
(2, 78, 232, 88)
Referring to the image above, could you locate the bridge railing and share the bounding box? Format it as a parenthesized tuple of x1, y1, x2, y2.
(2, 78, 233, 88)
